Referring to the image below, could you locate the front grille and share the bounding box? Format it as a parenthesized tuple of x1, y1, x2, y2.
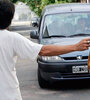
(63, 56, 88, 60)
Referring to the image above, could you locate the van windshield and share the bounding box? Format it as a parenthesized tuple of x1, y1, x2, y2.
(43, 13, 90, 38)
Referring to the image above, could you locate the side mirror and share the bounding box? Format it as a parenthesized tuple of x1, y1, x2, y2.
(30, 30, 38, 39)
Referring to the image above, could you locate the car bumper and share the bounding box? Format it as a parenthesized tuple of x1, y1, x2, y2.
(38, 60, 90, 81)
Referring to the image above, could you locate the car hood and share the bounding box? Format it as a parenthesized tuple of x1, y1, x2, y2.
(41, 37, 90, 57)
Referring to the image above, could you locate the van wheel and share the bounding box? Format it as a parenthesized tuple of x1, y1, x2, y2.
(38, 68, 50, 88)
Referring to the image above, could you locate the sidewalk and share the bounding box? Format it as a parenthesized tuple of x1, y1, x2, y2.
(11, 21, 31, 26)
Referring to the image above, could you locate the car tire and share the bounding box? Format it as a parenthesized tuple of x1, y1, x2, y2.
(38, 68, 50, 88)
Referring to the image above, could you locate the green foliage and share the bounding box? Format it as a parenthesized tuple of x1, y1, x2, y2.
(25, 0, 42, 16)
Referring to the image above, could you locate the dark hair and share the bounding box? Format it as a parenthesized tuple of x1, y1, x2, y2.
(0, 0, 15, 29)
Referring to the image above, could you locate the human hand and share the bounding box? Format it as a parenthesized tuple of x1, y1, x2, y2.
(75, 38, 90, 51)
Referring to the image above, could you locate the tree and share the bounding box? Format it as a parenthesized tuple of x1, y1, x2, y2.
(25, 0, 42, 16)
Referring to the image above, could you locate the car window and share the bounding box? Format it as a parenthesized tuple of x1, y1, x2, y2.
(43, 13, 90, 38)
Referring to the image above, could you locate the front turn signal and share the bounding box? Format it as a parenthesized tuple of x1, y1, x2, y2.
(88, 51, 90, 73)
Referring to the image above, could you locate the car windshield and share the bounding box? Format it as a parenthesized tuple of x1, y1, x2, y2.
(43, 13, 90, 38)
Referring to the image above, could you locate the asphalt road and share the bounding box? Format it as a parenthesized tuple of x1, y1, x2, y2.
(14, 26, 90, 100)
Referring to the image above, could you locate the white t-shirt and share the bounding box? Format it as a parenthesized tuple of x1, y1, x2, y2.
(0, 30, 43, 100)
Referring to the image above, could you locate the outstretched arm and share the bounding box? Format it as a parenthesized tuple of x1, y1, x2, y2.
(13, 33, 90, 60)
(39, 38, 90, 56)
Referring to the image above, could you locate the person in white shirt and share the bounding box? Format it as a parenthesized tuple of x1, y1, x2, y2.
(0, 1, 90, 100)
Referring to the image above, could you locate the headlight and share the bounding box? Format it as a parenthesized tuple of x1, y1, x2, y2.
(41, 56, 64, 62)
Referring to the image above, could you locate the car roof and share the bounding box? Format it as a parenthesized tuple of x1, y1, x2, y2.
(42, 3, 90, 15)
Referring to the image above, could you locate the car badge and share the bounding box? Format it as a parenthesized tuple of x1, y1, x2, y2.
(77, 55, 82, 60)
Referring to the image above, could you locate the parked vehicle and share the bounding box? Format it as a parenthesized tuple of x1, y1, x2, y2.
(31, 17, 39, 27)
(30, 3, 90, 88)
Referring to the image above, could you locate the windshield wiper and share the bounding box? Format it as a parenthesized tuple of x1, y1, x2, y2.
(43, 35, 66, 38)
(69, 33, 90, 37)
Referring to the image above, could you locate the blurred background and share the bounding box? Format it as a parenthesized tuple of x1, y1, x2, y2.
(9, 0, 90, 35)
(11, 0, 90, 17)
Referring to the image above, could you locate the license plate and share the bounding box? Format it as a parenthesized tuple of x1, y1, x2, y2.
(72, 65, 88, 73)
